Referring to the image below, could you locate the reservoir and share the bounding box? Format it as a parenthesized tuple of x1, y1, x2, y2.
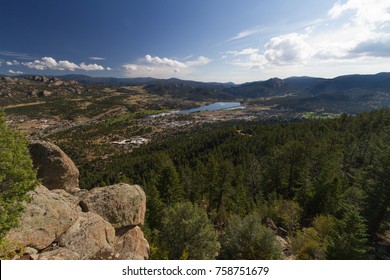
(179, 102, 245, 114)
(146, 102, 246, 119)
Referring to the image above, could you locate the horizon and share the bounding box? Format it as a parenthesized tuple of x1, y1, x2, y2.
(1, 0, 390, 83)
(3, 71, 389, 86)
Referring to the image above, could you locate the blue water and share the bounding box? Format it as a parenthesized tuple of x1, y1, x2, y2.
(179, 102, 245, 114)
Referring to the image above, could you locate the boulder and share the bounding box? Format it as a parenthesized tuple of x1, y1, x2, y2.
(58, 212, 116, 259)
(114, 226, 150, 260)
(38, 90, 52, 97)
(265, 218, 278, 232)
(275, 235, 289, 251)
(26, 90, 38, 98)
(6, 185, 79, 250)
(38, 248, 81, 260)
(79, 183, 146, 229)
(29, 140, 79, 191)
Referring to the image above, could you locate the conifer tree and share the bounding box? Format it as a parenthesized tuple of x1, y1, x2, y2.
(0, 111, 37, 242)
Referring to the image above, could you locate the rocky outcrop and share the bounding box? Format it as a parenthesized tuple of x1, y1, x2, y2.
(38, 248, 81, 260)
(114, 226, 149, 260)
(6, 141, 149, 260)
(58, 212, 116, 259)
(79, 183, 146, 229)
(7, 183, 149, 260)
(6, 185, 80, 250)
(28, 141, 79, 191)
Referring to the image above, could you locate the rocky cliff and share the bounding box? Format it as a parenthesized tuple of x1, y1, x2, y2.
(6, 141, 149, 260)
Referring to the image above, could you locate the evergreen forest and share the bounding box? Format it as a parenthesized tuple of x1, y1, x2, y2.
(78, 109, 390, 260)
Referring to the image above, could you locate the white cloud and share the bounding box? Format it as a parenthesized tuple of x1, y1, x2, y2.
(89, 56, 106, 61)
(107, 67, 112, 71)
(23, 57, 79, 71)
(328, 0, 390, 25)
(79, 62, 105, 71)
(21, 57, 106, 71)
(145, 55, 187, 68)
(185, 56, 210, 67)
(226, 48, 259, 56)
(223, 0, 390, 76)
(6, 60, 20, 66)
(123, 55, 210, 79)
(8, 70, 23, 74)
(230, 26, 264, 41)
(123, 64, 139, 71)
(264, 33, 310, 65)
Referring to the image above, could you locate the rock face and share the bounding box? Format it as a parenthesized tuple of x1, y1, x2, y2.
(6, 185, 79, 250)
(6, 141, 149, 260)
(38, 248, 81, 260)
(58, 212, 116, 259)
(28, 141, 79, 191)
(114, 226, 149, 260)
(79, 183, 146, 229)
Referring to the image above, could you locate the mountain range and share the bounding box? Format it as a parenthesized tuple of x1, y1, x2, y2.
(5, 72, 390, 114)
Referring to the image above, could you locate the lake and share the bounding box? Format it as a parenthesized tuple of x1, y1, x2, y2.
(179, 102, 245, 114)
(146, 102, 246, 118)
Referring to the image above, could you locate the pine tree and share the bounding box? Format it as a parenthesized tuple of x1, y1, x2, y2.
(159, 202, 220, 259)
(0, 111, 38, 242)
(219, 212, 282, 259)
(327, 205, 371, 259)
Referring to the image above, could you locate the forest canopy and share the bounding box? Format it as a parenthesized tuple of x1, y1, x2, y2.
(78, 109, 390, 259)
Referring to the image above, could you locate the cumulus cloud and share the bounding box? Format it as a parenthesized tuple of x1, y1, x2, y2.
(225, 34, 309, 69)
(8, 70, 23, 74)
(185, 56, 210, 67)
(145, 55, 186, 68)
(328, 0, 390, 25)
(79, 62, 105, 71)
(22, 57, 106, 71)
(123, 55, 210, 78)
(23, 57, 80, 71)
(224, 0, 390, 73)
(350, 39, 390, 57)
(6, 60, 20, 66)
(264, 33, 310, 64)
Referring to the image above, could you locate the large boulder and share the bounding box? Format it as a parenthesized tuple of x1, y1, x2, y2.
(58, 212, 116, 259)
(79, 183, 146, 229)
(114, 226, 150, 260)
(38, 248, 81, 260)
(29, 140, 79, 191)
(6, 185, 79, 250)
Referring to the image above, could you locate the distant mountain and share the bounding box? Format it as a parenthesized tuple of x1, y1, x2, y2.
(283, 76, 328, 89)
(2, 72, 389, 114)
(310, 73, 390, 93)
(59, 74, 156, 86)
(267, 73, 390, 113)
(144, 78, 235, 101)
(223, 77, 295, 98)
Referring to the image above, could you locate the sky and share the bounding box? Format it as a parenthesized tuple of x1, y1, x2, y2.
(1, 0, 390, 83)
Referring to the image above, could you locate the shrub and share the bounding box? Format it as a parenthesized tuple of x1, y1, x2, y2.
(159, 202, 220, 259)
(220, 213, 282, 259)
(0, 110, 37, 243)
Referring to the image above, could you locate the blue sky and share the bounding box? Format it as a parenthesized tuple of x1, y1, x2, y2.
(1, 0, 389, 83)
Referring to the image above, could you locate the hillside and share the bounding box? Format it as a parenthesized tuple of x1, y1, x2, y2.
(79, 109, 390, 260)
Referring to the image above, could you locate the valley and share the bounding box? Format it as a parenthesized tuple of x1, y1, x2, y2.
(2, 73, 390, 260)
